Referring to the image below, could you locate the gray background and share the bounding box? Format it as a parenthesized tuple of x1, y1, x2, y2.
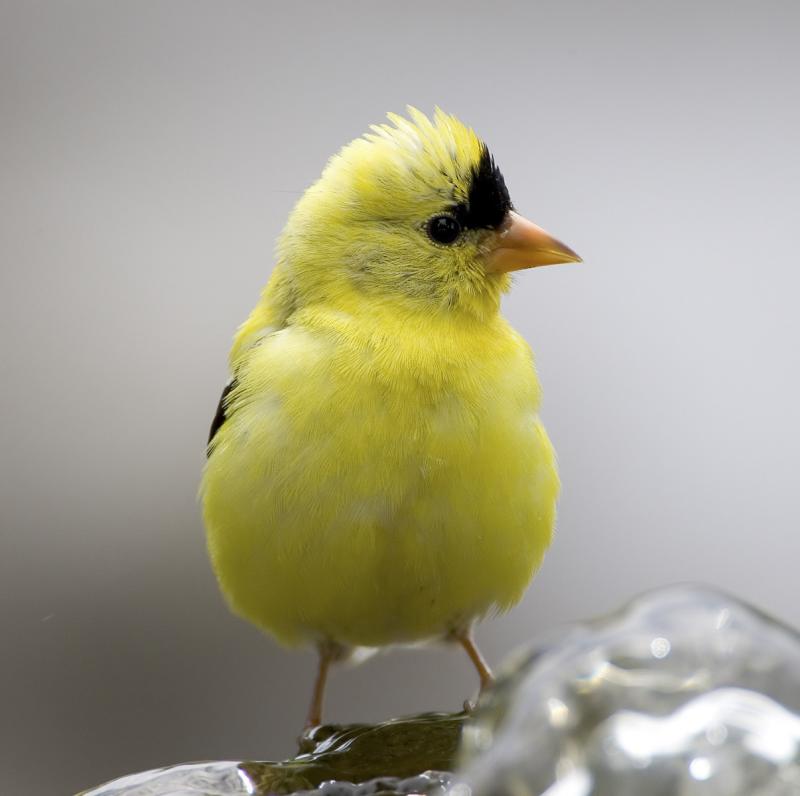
(2, 1, 799, 794)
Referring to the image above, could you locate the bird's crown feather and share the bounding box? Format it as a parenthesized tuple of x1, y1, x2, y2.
(365, 106, 483, 187)
(315, 107, 511, 229)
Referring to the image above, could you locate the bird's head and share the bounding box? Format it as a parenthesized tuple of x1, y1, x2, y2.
(278, 108, 580, 321)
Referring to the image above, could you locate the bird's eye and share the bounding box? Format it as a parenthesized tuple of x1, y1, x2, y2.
(426, 214, 462, 245)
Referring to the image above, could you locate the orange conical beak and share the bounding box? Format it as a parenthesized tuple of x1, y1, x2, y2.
(486, 211, 581, 273)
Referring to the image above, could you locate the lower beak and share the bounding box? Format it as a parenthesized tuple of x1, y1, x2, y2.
(486, 211, 582, 273)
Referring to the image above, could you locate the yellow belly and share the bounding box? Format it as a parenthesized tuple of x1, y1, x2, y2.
(201, 314, 558, 648)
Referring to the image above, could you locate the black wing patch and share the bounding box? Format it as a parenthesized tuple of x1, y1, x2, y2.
(207, 378, 237, 454)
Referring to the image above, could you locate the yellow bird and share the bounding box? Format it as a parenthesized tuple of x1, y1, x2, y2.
(201, 108, 579, 728)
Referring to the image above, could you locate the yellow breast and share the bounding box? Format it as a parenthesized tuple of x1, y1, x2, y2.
(201, 303, 558, 648)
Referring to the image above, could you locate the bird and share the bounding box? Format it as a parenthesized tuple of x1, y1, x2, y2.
(201, 107, 580, 729)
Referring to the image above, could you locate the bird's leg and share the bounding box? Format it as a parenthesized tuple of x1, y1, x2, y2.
(305, 640, 345, 729)
(452, 626, 494, 692)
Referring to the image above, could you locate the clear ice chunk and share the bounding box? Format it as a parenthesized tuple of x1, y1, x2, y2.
(456, 585, 800, 796)
(81, 761, 253, 796)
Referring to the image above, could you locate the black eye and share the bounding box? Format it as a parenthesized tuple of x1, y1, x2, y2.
(426, 214, 462, 245)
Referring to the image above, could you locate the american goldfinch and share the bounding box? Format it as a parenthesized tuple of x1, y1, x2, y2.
(202, 108, 580, 728)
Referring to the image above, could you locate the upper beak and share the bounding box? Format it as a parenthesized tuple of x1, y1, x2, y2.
(486, 211, 582, 273)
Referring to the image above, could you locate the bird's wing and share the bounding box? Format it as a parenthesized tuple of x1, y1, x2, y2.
(207, 264, 298, 456)
(207, 378, 238, 452)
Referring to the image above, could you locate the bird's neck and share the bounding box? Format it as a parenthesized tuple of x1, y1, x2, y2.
(230, 264, 508, 373)
(289, 292, 519, 384)
(318, 286, 502, 327)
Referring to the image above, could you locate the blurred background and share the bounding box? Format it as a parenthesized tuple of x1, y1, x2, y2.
(2, 1, 799, 794)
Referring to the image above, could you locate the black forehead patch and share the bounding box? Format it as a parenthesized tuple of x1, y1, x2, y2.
(452, 145, 512, 231)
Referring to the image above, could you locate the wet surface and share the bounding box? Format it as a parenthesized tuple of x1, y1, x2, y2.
(82, 712, 464, 796)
